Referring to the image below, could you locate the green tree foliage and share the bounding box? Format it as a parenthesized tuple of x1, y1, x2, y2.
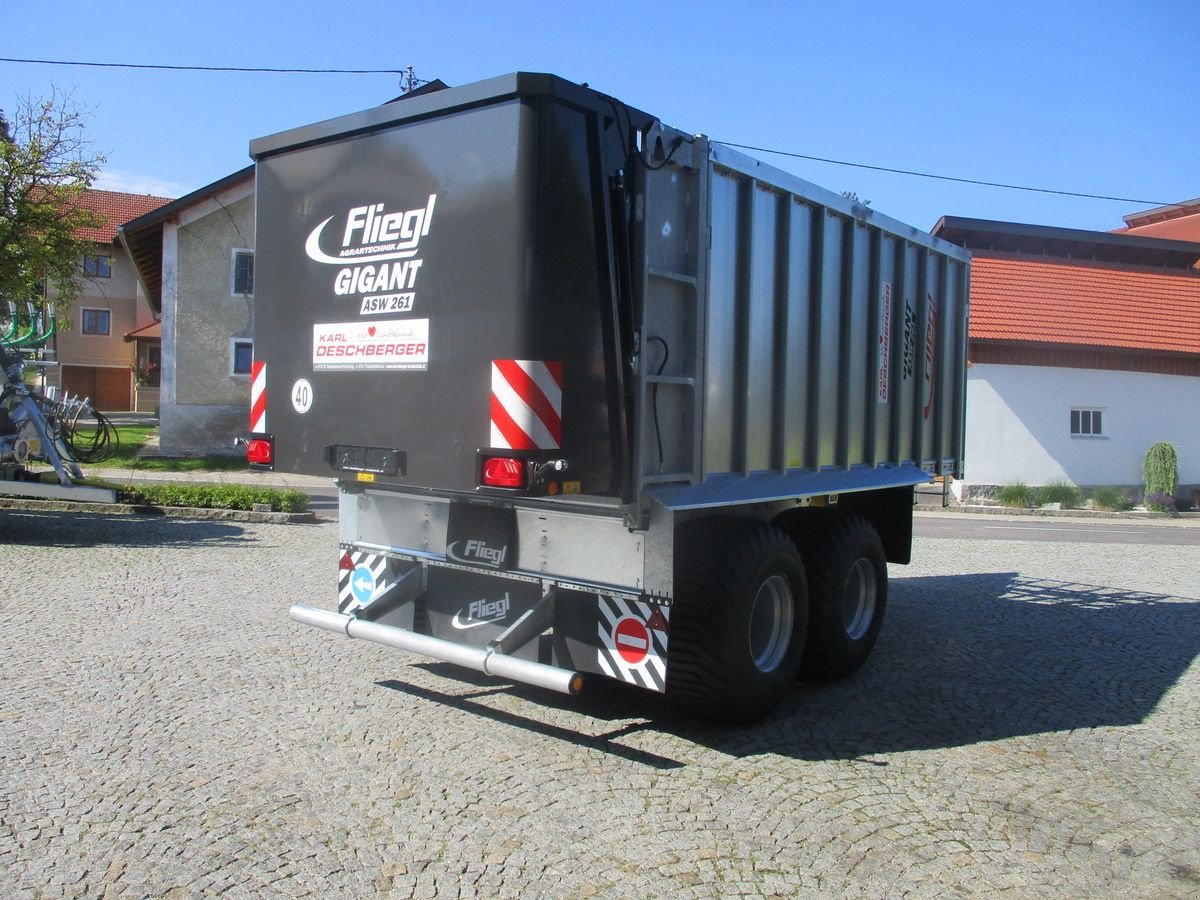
(0, 89, 107, 315)
(1143, 441, 1179, 497)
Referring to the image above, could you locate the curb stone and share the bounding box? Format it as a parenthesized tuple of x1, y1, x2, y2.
(0, 495, 324, 524)
(917, 504, 1200, 523)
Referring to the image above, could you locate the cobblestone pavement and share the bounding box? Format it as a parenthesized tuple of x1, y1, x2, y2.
(1, 510, 1197, 898)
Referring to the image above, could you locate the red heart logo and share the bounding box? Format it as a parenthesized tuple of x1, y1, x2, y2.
(367, 326, 376, 337)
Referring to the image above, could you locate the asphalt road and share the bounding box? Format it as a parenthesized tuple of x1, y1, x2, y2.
(916, 512, 1200, 545)
(1, 510, 1198, 897)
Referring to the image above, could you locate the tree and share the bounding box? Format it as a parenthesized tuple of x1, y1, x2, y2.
(0, 88, 107, 317)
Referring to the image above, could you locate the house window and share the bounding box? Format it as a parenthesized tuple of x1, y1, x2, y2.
(231, 339, 254, 375)
(81, 308, 111, 336)
(1070, 408, 1103, 437)
(83, 254, 112, 278)
(232, 249, 254, 295)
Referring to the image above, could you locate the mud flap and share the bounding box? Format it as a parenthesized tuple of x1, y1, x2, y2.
(554, 592, 671, 692)
(338, 550, 418, 630)
(423, 569, 544, 661)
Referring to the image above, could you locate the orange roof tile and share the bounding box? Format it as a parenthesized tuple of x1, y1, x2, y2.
(74, 189, 174, 244)
(1114, 212, 1200, 243)
(969, 255, 1200, 355)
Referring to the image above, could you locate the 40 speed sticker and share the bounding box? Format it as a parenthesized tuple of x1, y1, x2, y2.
(291, 379, 313, 414)
(313, 319, 429, 371)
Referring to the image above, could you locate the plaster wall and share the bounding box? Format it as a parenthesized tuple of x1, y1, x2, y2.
(158, 180, 255, 455)
(49, 245, 143, 371)
(961, 363, 1200, 490)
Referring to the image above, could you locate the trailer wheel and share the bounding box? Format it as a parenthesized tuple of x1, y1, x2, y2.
(667, 518, 808, 722)
(796, 513, 887, 681)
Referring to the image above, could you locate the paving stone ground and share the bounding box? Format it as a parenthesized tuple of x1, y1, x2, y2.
(1, 509, 1197, 898)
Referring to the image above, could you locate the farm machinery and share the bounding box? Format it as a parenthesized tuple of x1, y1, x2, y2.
(0, 301, 119, 503)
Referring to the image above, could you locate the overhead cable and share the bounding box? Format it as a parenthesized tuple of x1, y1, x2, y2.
(716, 141, 1171, 206)
(0, 56, 405, 75)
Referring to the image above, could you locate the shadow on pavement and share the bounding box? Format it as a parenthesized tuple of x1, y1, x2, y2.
(0, 509, 253, 548)
(376, 572, 1200, 766)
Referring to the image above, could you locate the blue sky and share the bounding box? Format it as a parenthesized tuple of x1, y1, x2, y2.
(3, 0, 1195, 233)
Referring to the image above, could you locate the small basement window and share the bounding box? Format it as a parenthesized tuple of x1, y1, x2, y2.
(1070, 408, 1103, 437)
(231, 339, 254, 375)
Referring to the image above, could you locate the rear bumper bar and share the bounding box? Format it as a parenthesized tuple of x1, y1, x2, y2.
(289, 603, 584, 696)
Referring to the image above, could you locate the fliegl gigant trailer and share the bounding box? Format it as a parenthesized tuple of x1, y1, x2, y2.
(249, 73, 969, 723)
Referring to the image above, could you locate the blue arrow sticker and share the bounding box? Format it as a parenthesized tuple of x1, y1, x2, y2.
(350, 564, 376, 605)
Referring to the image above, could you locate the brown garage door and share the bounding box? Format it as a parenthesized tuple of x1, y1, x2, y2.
(61, 366, 131, 412)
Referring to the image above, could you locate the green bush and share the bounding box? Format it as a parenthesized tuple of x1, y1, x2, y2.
(1143, 441, 1179, 497)
(115, 483, 309, 513)
(996, 482, 1034, 508)
(1088, 486, 1131, 512)
(1034, 481, 1081, 509)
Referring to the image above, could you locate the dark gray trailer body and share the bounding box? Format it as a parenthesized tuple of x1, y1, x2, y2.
(252, 73, 969, 721)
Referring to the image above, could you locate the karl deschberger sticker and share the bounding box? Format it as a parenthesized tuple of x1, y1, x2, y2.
(313, 319, 429, 371)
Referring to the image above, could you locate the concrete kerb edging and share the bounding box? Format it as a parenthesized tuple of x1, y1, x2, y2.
(0, 495, 324, 524)
(917, 504, 1200, 525)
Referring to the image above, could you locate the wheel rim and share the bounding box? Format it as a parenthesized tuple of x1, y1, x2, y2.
(748, 574, 795, 673)
(841, 558, 877, 641)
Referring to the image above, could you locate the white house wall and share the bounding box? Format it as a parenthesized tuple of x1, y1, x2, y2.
(962, 363, 1200, 492)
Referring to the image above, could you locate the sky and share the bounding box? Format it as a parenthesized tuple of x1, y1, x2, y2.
(2, 0, 1196, 234)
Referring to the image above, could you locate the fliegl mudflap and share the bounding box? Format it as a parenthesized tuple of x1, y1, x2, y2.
(255, 73, 969, 722)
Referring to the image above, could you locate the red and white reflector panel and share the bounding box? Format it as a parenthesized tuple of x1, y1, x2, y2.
(250, 360, 267, 433)
(490, 360, 563, 450)
(597, 596, 670, 693)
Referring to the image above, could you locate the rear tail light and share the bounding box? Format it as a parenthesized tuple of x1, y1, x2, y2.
(481, 456, 526, 489)
(246, 437, 273, 467)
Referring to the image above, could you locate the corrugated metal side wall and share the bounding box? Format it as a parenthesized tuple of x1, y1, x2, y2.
(699, 153, 968, 485)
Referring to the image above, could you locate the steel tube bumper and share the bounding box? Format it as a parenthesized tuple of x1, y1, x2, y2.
(289, 604, 583, 696)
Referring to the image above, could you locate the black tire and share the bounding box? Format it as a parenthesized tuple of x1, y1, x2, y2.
(793, 513, 887, 681)
(666, 518, 808, 723)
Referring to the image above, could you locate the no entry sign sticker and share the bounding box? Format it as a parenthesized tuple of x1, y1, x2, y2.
(613, 617, 650, 665)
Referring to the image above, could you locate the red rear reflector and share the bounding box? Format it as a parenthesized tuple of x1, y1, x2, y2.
(481, 456, 525, 489)
(339, 552, 356, 571)
(246, 438, 273, 466)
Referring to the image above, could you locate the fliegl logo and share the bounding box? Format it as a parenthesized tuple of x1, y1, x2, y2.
(451, 594, 511, 631)
(304, 195, 437, 304)
(446, 538, 508, 569)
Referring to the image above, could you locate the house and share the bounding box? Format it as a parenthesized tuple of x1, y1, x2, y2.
(43, 189, 172, 411)
(931, 216, 1200, 503)
(119, 167, 255, 455)
(1114, 197, 1200, 246)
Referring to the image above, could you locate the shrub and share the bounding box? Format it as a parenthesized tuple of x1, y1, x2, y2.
(1144, 491, 1177, 514)
(115, 483, 309, 513)
(996, 482, 1034, 508)
(1034, 481, 1081, 509)
(1089, 486, 1131, 512)
(1143, 441, 1179, 497)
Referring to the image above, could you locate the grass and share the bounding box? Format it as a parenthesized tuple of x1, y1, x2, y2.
(1089, 486, 1132, 512)
(81, 424, 246, 472)
(996, 482, 1034, 508)
(1034, 480, 1081, 509)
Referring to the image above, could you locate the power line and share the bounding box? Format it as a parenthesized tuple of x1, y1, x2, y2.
(716, 141, 1172, 207)
(0, 56, 407, 75)
(2, 56, 1173, 207)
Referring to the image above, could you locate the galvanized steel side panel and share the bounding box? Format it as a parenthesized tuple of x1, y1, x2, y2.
(653, 143, 968, 507)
